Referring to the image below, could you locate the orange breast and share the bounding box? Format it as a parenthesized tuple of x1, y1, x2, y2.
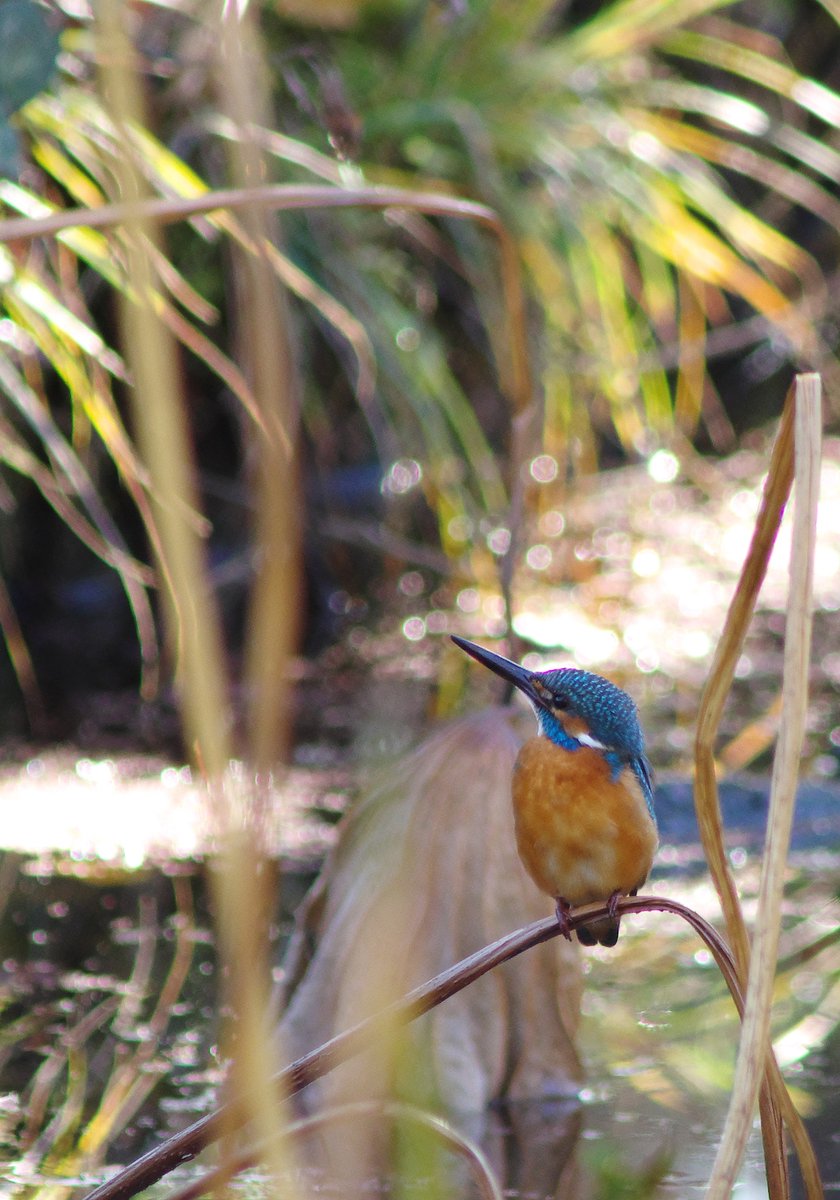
(512, 737, 658, 906)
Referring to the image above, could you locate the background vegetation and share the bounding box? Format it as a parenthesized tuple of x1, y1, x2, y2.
(1, 0, 840, 740)
(1, 0, 840, 1197)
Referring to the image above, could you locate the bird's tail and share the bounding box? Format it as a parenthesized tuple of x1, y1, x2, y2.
(576, 918, 620, 947)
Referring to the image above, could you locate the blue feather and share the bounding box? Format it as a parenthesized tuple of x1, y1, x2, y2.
(534, 668, 656, 823)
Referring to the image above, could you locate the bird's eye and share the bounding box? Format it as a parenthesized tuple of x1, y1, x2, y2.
(552, 693, 570, 710)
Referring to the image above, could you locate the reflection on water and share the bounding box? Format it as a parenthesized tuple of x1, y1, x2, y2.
(481, 1087, 769, 1199)
(0, 807, 838, 1196)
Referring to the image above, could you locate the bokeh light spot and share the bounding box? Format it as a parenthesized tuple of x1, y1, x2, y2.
(526, 543, 552, 570)
(381, 458, 422, 496)
(682, 630, 712, 659)
(647, 449, 679, 483)
(529, 454, 558, 483)
(632, 547, 661, 578)
(395, 326, 420, 351)
(402, 616, 426, 642)
(398, 571, 424, 597)
(540, 510, 566, 537)
(456, 588, 480, 613)
(447, 514, 473, 542)
(486, 527, 511, 556)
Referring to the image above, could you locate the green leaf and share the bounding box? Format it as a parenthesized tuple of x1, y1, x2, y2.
(0, 0, 60, 116)
(0, 120, 20, 175)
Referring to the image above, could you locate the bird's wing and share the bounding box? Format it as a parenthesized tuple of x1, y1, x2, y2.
(631, 753, 655, 819)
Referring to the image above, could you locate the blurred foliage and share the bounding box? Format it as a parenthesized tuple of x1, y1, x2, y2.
(0, 0, 60, 173)
(1, 0, 840, 724)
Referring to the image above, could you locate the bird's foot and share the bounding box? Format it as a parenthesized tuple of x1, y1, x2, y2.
(606, 890, 623, 920)
(554, 897, 573, 941)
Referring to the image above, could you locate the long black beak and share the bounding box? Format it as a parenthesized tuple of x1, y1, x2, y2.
(451, 635, 545, 709)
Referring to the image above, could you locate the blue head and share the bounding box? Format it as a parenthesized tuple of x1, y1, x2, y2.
(530, 666, 644, 754)
(452, 636, 654, 814)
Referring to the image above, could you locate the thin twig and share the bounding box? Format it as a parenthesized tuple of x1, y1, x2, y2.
(0, 181, 530, 414)
(0, 185, 502, 245)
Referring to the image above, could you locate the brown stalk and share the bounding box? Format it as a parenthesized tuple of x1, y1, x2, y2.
(694, 376, 824, 1200)
(706, 376, 823, 1199)
(93, 0, 232, 781)
(694, 388, 794, 981)
(693, 385, 794, 1198)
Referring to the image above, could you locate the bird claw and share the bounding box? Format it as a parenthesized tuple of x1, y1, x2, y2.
(554, 897, 573, 941)
(606, 890, 622, 920)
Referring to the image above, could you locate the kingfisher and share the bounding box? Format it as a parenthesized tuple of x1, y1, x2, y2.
(452, 635, 658, 947)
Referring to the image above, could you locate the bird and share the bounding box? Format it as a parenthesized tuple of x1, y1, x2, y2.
(451, 635, 658, 947)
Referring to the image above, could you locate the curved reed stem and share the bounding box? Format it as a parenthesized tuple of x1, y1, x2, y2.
(164, 1100, 502, 1200)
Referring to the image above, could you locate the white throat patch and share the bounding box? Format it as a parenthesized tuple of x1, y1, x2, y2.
(577, 731, 608, 752)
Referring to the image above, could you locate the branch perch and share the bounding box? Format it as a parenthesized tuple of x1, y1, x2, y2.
(82, 894, 808, 1200)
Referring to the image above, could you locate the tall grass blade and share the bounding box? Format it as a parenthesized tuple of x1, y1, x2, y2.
(94, 1, 231, 776)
